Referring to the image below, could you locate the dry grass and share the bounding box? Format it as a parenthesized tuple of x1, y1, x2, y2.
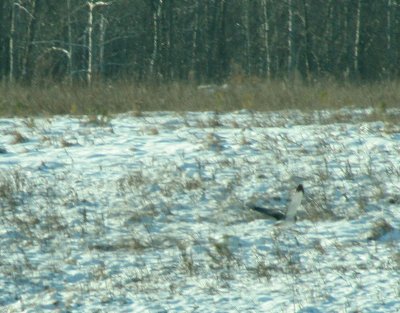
(367, 219, 394, 241)
(11, 131, 28, 144)
(1, 100, 399, 311)
(0, 158, 397, 311)
(1, 79, 400, 116)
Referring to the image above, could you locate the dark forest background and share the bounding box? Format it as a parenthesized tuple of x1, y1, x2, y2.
(1, 0, 400, 86)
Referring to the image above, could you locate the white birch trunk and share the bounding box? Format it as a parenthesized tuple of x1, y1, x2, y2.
(87, 1, 94, 85)
(87, 1, 110, 85)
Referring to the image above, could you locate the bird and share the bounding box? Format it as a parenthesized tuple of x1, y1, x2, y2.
(250, 184, 304, 222)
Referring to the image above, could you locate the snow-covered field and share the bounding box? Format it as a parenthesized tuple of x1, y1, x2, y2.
(1, 108, 399, 312)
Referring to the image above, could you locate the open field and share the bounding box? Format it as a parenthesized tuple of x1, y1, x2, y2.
(1, 107, 400, 312)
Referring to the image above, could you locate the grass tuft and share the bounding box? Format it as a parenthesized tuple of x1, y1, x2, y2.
(11, 131, 28, 144)
(367, 219, 394, 241)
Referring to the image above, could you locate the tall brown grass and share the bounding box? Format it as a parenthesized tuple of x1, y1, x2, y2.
(1, 78, 399, 116)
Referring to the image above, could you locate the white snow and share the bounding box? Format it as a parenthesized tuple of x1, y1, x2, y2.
(0, 108, 399, 312)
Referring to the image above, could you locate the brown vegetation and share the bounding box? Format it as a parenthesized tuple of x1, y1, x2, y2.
(1, 79, 400, 116)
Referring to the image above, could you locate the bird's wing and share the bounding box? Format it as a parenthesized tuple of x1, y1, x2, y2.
(251, 206, 286, 220)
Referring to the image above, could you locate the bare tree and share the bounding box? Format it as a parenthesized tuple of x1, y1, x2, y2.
(302, 0, 312, 77)
(385, 0, 397, 77)
(353, 0, 361, 76)
(99, 14, 107, 76)
(243, 0, 251, 74)
(9, 1, 16, 83)
(87, 1, 110, 86)
(287, 0, 295, 77)
(2, 0, 400, 84)
(21, 0, 38, 83)
(150, 0, 163, 77)
(190, 0, 199, 80)
(261, 0, 271, 78)
(66, 0, 73, 84)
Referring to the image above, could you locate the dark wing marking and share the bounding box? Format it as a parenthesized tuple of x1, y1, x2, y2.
(296, 184, 304, 193)
(251, 206, 286, 220)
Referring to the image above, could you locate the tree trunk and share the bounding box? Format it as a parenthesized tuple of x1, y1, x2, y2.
(87, 1, 94, 85)
(86, 1, 110, 85)
(287, 0, 295, 77)
(261, 0, 271, 78)
(9, 1, 16, 83)
(353, 0, 361, 77)
(67, 0, 73, 84)
(99, 14, 106, 78)
(386, 0, 396, 77)
(243, 0, 251, 74)
(302, 0, 312, 77)
(190, 0, 199, 81)
(21, 0, 38, 84)
(150, 0, 163, 78)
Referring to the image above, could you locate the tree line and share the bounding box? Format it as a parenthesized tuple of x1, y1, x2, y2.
(1, 0, 399, 86)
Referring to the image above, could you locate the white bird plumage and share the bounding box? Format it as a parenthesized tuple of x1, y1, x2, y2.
(250, 184, 304, 222)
